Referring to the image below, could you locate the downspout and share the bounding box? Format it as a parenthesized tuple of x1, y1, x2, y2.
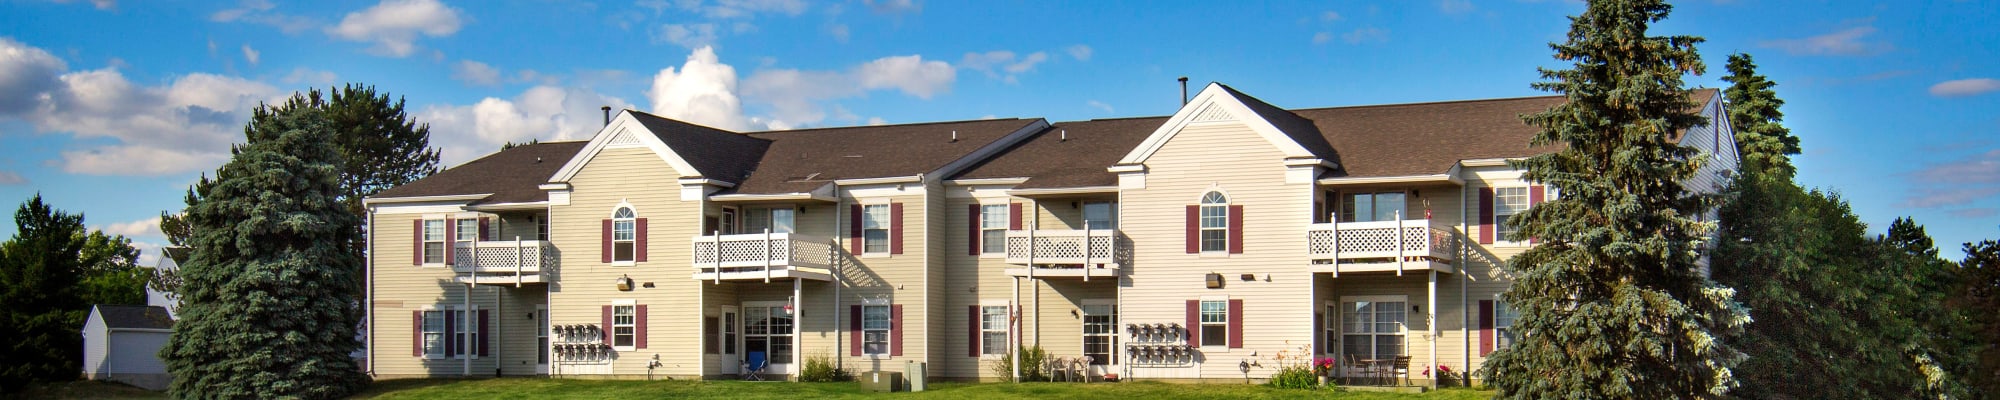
(496, 286, 503, 377)
(464, 275, 472, 376)
(1012, 276, 1022, 383)
(834, 186, 845, 370)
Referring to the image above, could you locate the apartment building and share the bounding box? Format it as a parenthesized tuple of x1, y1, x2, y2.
(360, 83, 1737, 384)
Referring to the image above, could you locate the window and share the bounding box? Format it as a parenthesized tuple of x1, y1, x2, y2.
(534, 215, 549, 241)
(421, 310, 445, 357)
(862, 305, 891, 355)
(455, 308, 480, 359)
(744, 306, 793, 363)
(1341, 299, 1407, 362)
(422, 219, 446, 264)
(1082, 202, 1116, 230)
(1493, 187, 1530, 242)
(612, 305, 635, 348)
(1082, 304, 1117, 365)
(1340, 192, 1408, 222)
(720, 208, 738, 234)
(744, 207, 795, 234)
(1324, 305, 1340, 356)
(536, 308, 548, 364)
(980, 305, 1009, 356)
(862, 205, 890, 254)
(1199, 300, 1228, 347)
(1199, 192, 1229, 252)
(981, 204, 1009, 254)
(723, 310, 738, 355)
(455, 218, 479, 243)
(612, 207, 636, 262)
(1494, 299, 1520, 349)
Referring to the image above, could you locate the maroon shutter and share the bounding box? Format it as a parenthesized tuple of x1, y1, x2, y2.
(1478, 188, 1495, 244)
(968, 306, 982, 357)
(478, 217, 490, 241)
(1528, 185, 1545, 244)
(412, 311, 422, 357)
(1227, 299, 1244, 348)
(849, 204, 863, 255)
(1479, 300, 1495, 356)
(635, 218, 649, 262)
(1008, 203, 1023, 230)
(850, 305, 863, 356)
(478, 310, 490, 357)
(444, 310, 457, 356)
(1185, 205, 1199, 254)
(968, 204, 980, 256)
(601, 219, 613, 263)
(1227, 205, 1244, 254)
(443, 218, 456, 265)
(601, 305, 613, 343)
(890, 304, 904, 356)
(890, 203, 904, 255)
(635, 305, 648, 349)
(413, 220, 423, 265)
(1185, 300, 1200, 346)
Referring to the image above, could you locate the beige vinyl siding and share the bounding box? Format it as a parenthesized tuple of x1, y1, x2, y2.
(490, 212, 542, 242)
(368, 211, 543, 378)
(833, 188, 930, 372)
(922, 183, 947, 377)
(547, 147, 703, 377)
(1118, 120, 1315, 379)
(1459, 169, 1532, 375)
(1029, 279, 1116, 361)
(939, 193, 1016, 379)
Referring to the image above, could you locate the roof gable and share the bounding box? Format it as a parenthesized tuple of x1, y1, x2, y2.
(548, 110, 770, 185)
(368, 141, 586, 203)
(1116, 83, 1330, 166)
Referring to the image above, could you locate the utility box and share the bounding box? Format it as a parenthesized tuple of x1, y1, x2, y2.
(861, 371, 904, 392)
(905, 361, 928, 392)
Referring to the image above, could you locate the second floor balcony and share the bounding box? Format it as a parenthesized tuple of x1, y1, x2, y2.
(1003, 228, 1126, 279)
(449, 240, 554, 286)
(1307, 219, 1457, 275)
(690, 232, 836, 282)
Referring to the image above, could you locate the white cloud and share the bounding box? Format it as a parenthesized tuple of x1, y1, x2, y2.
(653, 23, 721, 49)
(1928, 78, 2000, 98)
(0, 37, 284, 176)
(647, 46, 759, 131)
(855, 54, 954, 98)
(241, 44, 259, 66)
(637, 47, 956, 131)
(49, 0, 115, 10)
(451, 60, 502, 86)
(1342, 27, 1388, 44)
(1086, 100, 1114, 114)
(211, 0, 319, 34)
(1313, 32, 1334, 44)
(1438, 0, 1473, 14)
(863, 0, 919, 14)
(1004, 52, 1047, 74)
(131, 241, 164, 267)
(419, 85, 633, 165)
(1760, 26, 1889, 56)
(958, 50, 1042, 83)
(96, 216, 162, 238)
(0, 171, 25, 185)
(1066, 45, 1092, 61)
(671, 0, 809, 19)
(866, 117, 886, 125)
(282, 67, 338, 85)
(1321, 11, 1343, 22)
(828, 24, 851, 43)
(326, 0, 465, 57)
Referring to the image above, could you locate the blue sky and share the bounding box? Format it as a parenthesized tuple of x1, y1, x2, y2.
(1, 0, 1995, 263)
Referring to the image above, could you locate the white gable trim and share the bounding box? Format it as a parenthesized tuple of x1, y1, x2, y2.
(928, 119, 1052, 181)
(548, 111, 705, 183)
(1116, 83, 1317, 165)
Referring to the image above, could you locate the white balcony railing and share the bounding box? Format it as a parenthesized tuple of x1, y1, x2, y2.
(690, 232, 835, 281)
(1003, 229, 1124, 269)
(450, 240, 554, 285)
(1307, 219, 1456, 274)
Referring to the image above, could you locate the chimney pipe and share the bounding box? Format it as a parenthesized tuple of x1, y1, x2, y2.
(1178, 76, 1190, 106)
(601, 106, 612, 127)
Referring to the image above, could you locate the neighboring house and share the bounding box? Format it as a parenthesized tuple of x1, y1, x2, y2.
(145, 247, 188, 319)
(82, 305, 175, 390)
(360, 83, 1737, 385)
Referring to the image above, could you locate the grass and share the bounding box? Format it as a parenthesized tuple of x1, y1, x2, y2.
(27, 377, 1496, 399)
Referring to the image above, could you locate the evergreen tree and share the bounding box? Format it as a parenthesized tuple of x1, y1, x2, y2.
(1957, 240, 2000, 398)
(1874, 219, 1974, 398)
(1481, 0, 1748, 397)
(1718, 53, 1800, 178)
(161, 96, 369, 399)
(0, 195, 90, 392)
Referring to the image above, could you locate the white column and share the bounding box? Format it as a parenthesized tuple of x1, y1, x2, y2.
(1427, 270, 1438, 389)
(793, 277, 803, 381)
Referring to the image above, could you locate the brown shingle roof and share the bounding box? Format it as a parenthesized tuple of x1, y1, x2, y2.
(627, 110, 771, 182)
(94, 305, 175, 329)
(727, 118, 1040, 194)
(952, 117, 1165, 189)
(1217, 84, 1338, 160)
(370, 141, 586, 203)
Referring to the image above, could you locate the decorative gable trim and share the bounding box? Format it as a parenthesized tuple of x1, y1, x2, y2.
(548, 111, 706, 184)
(1189, 103, 1236, 123)
(1116, 83, 1317, 165)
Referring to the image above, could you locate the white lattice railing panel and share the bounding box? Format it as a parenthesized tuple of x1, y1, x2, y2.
(690, 233, 834, 273)
(1004, 229, 1124, 267)
(451, 241, 552, 273)
(1306, 220, 1457, 262)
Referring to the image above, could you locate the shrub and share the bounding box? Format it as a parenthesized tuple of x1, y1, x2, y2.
(798, 354, 853, 382)
(1267, 365, 1320, 389)
(989, 345, 1050, 381)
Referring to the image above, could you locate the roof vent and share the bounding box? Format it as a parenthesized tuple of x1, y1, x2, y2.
(950, 130, 958, 143)
(1060, 129, 1068, 142)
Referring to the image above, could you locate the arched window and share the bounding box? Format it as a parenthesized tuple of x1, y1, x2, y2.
(1200, 191, 1229, 252)
(612, 206, 636, 262)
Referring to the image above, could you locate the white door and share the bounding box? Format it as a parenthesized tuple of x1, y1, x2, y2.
(719, 306, 739, 374)
(743, 302, 794, 374)
(1082, 302, 1118, 375)
(535, 306, 549, 374)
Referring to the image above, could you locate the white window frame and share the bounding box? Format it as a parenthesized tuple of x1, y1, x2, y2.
(744, 207, 796, 234)
(1199, 191, 1229, 253)
(420, 307, 445, 359)
(536, 305, 549, 366)
(979, 300, 1010, 358)
(453, 305, 479, 360)
(861, 203, 891, 256)
(1082, 201, 1117, 230)
(1198, 299, 1228, 348)
(612, 206, 637, 265)
(1340, 191, 1408, 223)
(534, 214, 549, 241)
(1494, 294, 1520, 349)
(1339, 295, 1409, 363)
(720, 207, 738, 234)
(1081, 299, 1117, 365)
(721, 306, 738, 355)
(1493, 186, 1531, 247)
(611, 300, 636, 351)
(743, 302, 793, 364)
(862, 304, 892, 357)
(1324, 302, 1340, 356)
(980, 203, 1009, 256)
(421, 218, 446, 266)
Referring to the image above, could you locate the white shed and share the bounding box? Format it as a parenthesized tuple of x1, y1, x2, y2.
(82, 304, 175, 390)
(143, 247, 188, 319)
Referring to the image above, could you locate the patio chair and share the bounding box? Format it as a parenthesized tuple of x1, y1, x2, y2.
(1389, 356, 1412, 386)
(742, 351, 767, 381)
(1077, 356, 1096, 383)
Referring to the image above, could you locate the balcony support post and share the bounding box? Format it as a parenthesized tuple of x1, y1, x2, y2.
(1082, 228, 1092, 282)
(1395, 211, 1405, 276)
(1331, 215, 1340, 278)
(764, 229, 774, 284)
(713, 233, 724, 285)
(515, 237, 524, 287)
(1026, 223, 1036, 280)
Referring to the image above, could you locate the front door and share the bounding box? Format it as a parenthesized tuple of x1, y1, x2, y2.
(743, 302, 794, 375)
(535, 306, 549, 374)
(1338, 296, 1407, 378)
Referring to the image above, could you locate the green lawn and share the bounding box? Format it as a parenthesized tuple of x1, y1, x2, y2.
(352, 378, 1495, 400)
